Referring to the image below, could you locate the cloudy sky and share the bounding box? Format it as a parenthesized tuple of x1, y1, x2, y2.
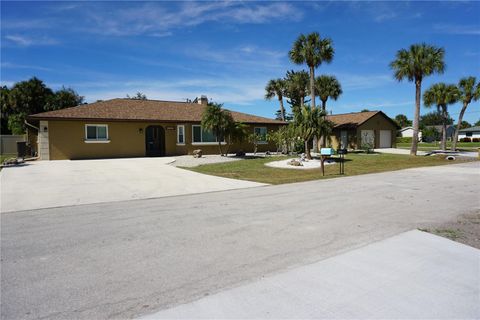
(1, 1, 479, 123)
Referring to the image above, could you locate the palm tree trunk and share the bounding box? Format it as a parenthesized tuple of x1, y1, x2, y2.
(310, 66, 315, 110)
(278, 97, 286, 121)
(452, 102, 468, 151)
(305, 140, 312, 159)
(441, 121, 447, 151)
(411, 79, 421, 156)
(218, 140, 223, 156)
(319, 99, 327, 148)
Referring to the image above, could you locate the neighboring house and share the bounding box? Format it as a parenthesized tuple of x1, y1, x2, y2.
(398, 127, 422, 141)
(327, 111, 398, 149)
(424, 125, 455, 141)
(457, 126, 480, 140)
(27, 97, 285, 160)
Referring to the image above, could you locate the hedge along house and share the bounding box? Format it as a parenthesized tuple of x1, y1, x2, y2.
(27, 97, 285, 160)
(326, 111, 398, 150)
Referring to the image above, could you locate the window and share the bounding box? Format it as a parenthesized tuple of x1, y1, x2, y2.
(192, 125, 224, 144)
(466, 132, 473, 137)
(177, 125, 185, 144)
(254, 127, 268, 144)
(85, 124, 109, 143)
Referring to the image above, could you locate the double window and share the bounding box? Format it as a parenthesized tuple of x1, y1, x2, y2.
(254, 127, 268, 144)
(85, 124, 109, 142)
(192, 125, 224, 144)
(177, 125, 185, 145)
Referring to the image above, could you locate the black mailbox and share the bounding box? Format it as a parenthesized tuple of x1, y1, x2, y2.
(337, 148, 348, 155)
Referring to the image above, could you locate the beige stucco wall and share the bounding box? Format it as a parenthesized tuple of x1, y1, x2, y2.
(329, 113, 397, 150)
(356, 113, 397, 148)
(46, 120, 281, 160)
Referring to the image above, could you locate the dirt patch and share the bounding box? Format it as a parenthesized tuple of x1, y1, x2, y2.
(419, 211, 480, 249)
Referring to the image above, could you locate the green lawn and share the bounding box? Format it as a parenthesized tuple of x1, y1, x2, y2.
(397, 142, 480, 151)
(187, 153, 477, 185)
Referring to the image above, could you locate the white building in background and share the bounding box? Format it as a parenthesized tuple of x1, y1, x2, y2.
(458, 126, 480, 140)
(398, 127, 422, 141)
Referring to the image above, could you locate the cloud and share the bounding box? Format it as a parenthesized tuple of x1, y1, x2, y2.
(4, 34, 58, 46)
(79, 1, 302, 36)
(336, 73, 393, 90)
(433, 24, 480, 35)
(1, 62, 52, 71)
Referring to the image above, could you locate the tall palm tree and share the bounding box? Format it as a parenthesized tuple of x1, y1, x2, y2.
(315, 75, 342, 148)
(265, 78, 287, 121)
(423, 83, 460, 150)
(390, 43, 445, 155)
(452, 76, 480, 150)
(289, 32, 334, 110)
(284, 70, 310, 115)
(315, 75, 343, 111)
(201, 102, 234, 156)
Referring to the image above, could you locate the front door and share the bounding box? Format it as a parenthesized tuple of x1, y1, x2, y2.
(145, 125, 165, 156)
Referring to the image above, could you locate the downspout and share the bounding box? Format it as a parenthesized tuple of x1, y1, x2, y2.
(24, 120, 40, 159)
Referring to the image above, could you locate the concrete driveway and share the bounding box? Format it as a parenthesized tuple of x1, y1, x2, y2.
(0, 157, 264, 212)
(1, 162, 478, 320)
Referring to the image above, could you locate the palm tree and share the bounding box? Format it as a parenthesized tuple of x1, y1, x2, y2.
(294, 106, 334, 160)
(201, 102, 234, 156)
(452, 77, 480, 151)
(315, 75, 343, 111)
(315, 75, 342, 148)
(289, 32, 334, 110)
(423, 83, 460, 150)
(265, 79, 287, 121)
(390, 43, 445, 155)
(284, 70, 310, 115)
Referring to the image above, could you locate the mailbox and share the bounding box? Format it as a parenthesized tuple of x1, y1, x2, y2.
(337, 148, 348, 155)
(320, 148, 334, 156)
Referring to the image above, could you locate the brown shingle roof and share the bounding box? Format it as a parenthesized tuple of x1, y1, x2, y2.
(28, 98, 286, 125)
(326, 111, 395, 128)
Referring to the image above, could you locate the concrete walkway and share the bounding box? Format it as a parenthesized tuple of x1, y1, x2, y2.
(0, 157, 265, 212)
(374, 148, 428, 155)
(142, 230, 480, 319)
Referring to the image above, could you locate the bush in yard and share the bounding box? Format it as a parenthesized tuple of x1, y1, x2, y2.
(460, 137, 471, 142)
(396, 137, 413, 143)
(472, 138, 480, 142)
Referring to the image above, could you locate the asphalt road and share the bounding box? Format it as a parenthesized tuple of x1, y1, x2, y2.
(1, 162, 479, 320)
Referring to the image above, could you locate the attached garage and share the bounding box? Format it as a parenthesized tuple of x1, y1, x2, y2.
(328, 111, 398, 150)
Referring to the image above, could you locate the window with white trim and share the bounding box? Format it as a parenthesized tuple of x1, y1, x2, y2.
(177, 125, 185, 144)
(192, 125, 224, 144)
(254, 127, 268, 143)
(85, 124, 109, 141)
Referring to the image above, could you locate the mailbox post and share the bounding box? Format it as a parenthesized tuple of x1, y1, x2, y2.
(337, 148, 347, 175)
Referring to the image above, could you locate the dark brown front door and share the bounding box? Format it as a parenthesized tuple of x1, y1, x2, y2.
(145, 125, 165, 156)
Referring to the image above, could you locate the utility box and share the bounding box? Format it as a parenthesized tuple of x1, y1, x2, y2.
(17, 141, 27, 158)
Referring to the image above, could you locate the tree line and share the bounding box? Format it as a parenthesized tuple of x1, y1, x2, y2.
(1, 77, 84, 134)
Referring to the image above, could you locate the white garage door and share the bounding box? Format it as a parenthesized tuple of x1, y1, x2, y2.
(379, 130, 392, 148)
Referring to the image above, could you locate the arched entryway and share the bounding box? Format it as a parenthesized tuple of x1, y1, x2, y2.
(145, 125, 165, 156)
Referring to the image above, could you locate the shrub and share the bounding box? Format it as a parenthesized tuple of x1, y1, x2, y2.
(396, 137, 412, 143)
(472, 138, 480, 142)
(460, 137, 471, 142)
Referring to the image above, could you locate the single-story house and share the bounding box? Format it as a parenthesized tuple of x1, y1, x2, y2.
(27, 97, 285, 160)
(457, 126, 480, 140)
(326, 111, 398, 149)
(398, 127, 422, 141)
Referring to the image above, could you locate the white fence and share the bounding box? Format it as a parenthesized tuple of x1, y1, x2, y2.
(0, 135, 25, 155)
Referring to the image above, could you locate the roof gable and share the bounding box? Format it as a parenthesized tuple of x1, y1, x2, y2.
(326, 111, 397, 129)
(28, 98, 286, 125)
